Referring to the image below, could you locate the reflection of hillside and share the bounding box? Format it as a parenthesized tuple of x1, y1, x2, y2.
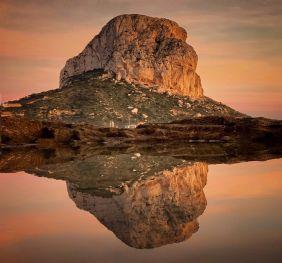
(67, 162, 207, 249)
(0, 141, 281, 197)
(32, 154, 188, 197)
(1, 143, 280, 249)
(1, 141, 281, 175)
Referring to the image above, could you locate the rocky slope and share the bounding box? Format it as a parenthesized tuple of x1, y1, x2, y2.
(60, 14, 203, 98)
(2, 70, 243, 127)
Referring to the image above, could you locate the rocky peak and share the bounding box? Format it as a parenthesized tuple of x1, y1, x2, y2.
(60, 14, 204, 98)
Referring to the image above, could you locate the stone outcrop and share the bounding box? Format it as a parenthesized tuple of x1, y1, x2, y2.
(60, 14, 203, 98)
(2, 116, 281, 147)
(67, 162, 208, 248)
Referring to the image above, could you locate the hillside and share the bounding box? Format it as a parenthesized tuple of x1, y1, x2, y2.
(2, 70, 244, 128)
(2, 14, 246, 127)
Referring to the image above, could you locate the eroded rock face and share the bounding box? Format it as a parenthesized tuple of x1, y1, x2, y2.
(60, 14, 203, 98)
(67, 162, 208, 248)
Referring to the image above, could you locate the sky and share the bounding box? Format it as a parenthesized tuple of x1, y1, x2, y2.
(0, 0, 281, 118)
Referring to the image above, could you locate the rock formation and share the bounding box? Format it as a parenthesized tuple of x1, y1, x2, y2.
(60, 14, 203, 98)
(2, 116, 281, 147)
(67, 162, 208, 248)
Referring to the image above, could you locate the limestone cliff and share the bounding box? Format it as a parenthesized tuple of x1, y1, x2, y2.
(60, 14, 203, 98)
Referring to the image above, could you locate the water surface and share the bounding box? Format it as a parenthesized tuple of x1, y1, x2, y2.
(0, 146, 281, 262)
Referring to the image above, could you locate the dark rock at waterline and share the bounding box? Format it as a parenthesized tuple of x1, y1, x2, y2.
(1, 116, 281, 147)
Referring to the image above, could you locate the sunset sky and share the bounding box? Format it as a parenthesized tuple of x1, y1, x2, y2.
(0, 0, 281, 118)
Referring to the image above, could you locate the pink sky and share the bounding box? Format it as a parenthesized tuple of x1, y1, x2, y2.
(0, 0, 281, 118)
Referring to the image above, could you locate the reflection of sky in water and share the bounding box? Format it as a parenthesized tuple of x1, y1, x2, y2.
(0, 158, 281, 262)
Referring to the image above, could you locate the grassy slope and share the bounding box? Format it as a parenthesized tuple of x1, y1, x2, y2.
(3, 70, 244, 127)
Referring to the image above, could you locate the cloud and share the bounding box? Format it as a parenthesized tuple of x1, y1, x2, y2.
(1, 0, 281, 32)
(0, 0, 133, 32)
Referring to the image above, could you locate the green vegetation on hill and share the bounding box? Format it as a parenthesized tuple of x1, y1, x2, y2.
(2, 70, 244, 127)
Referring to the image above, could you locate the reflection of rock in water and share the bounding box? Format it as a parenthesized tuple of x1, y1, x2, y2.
(67, 162, 207, 249)
(0, 146, 212, 248)
(25, 153, 194, 197)
(1, 143, 281, 249)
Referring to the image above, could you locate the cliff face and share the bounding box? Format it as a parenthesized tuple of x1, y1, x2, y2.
(60, 14, 203, 98)
(67, 162, 208, 249)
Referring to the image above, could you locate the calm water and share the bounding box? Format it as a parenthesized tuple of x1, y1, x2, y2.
(0, 147, 281, 262)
